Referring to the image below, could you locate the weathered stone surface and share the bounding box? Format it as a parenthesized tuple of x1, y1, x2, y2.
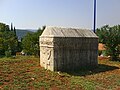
(40, 26, 98, 71)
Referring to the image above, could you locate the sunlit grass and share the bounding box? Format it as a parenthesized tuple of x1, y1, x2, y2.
(0, 56, 120, 90)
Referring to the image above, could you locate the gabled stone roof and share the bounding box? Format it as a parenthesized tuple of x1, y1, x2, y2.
(41, 26, 98, 38)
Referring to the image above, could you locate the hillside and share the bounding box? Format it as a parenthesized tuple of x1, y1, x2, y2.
(16, 29, 37, 40)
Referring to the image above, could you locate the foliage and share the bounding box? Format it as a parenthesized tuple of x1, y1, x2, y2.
(96, 25, 120, 61)
(0, 22, 18, 56)
(0, 56, 120, 89)
(5, 51, 11, 57)
(22, 26, 45, 56)
(11, 23, 13, 31)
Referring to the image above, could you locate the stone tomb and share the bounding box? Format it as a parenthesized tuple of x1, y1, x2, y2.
(39, 26, 98, 71)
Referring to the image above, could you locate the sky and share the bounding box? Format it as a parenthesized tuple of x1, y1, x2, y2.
(0, 0, 120, 30)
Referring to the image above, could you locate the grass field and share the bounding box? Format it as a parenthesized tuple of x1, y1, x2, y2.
(0, 56, 120, 90)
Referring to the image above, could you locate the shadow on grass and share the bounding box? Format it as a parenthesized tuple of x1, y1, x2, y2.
(66, 64, 119, 76)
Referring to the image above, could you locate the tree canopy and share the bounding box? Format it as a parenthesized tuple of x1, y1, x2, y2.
(0, 22, 18, 56)
(96, 25, 120, 61)
(22, 26, 45, 56)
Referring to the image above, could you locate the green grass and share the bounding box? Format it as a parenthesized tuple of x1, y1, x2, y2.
(0, 56, 120, 90)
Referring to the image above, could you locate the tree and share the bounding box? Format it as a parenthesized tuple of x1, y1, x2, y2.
(5, 25, 10, 31)
(14, 26, 16, 36)
(0, 23, 7, 32)
(11, 23, 13, 31)
(0, 22, 19, 56)
(96, 25, 120, 61)
(22, 26, 45, 56)
(0, 33, 4, 55)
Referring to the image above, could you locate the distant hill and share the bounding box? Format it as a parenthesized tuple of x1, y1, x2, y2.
(16, 29, 37, 41)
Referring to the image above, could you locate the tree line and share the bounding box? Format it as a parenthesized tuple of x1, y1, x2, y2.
(0, 22, 44, 57)
(0, 22, 18, 57)
(0, 22, 119, 61)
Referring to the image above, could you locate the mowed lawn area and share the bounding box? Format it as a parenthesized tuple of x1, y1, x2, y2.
(0, 56, 120, 90)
